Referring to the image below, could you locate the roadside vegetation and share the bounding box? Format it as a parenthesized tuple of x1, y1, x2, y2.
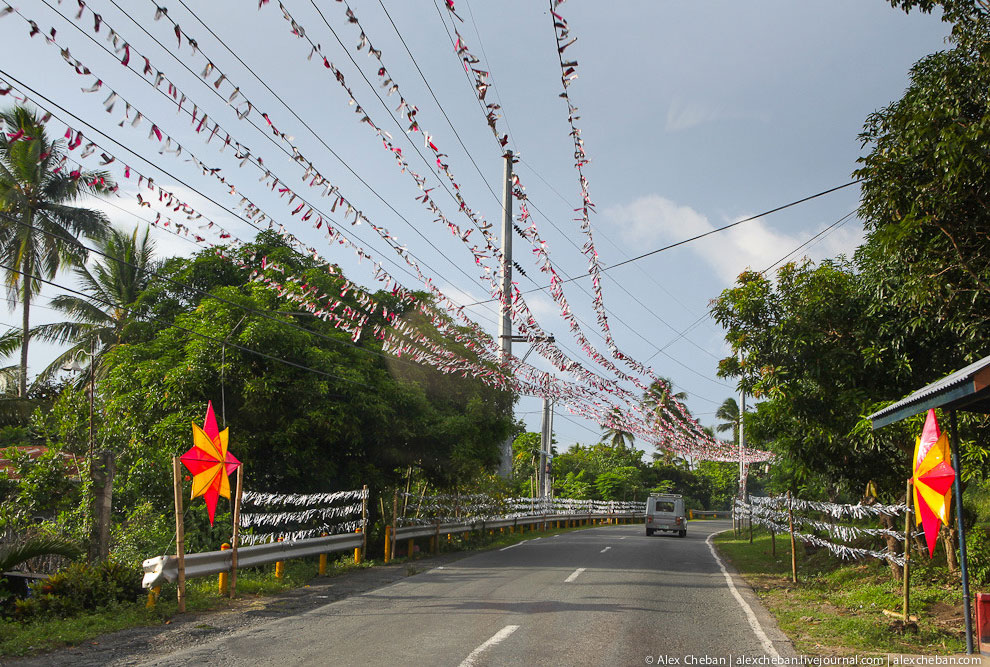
(716, 530, 967, 656)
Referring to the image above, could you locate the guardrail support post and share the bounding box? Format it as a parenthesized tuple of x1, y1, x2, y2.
(219, 543, 231, 594)
(172, 457, 186, 613)
(146, 585, 161, 609)
(407, 538, 414, 558)
(385, 525, 392, 563)
(275, 537, 285, 579)
(355, 528, 363, 564)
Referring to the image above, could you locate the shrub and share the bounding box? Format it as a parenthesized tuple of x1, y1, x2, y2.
(966, 528, 990, 585)
(18, 561, 143, 619)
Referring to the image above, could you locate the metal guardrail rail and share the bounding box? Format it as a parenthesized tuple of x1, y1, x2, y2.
(142, 510, 645, 589)
(142, 532, 362, 589)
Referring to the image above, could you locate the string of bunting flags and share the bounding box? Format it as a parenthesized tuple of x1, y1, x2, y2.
(737, 496, 908, 566)
(0, 2, 773, 463)
(238, 488, 368, 545)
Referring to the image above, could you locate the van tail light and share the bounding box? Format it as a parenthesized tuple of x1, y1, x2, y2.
(647, 516, 653, 523)
(675, 517, 683, 525)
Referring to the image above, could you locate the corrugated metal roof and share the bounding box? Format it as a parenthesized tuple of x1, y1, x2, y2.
(869, 354, 990, 429)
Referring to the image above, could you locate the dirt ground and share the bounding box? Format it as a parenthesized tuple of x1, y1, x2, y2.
(5, 551, 472, 667)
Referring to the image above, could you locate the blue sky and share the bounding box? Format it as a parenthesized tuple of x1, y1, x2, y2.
(0, 0, 951, 455)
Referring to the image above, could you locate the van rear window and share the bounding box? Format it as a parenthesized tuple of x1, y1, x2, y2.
(654, 501, 675, 512)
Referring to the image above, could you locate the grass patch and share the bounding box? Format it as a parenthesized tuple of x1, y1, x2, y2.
(714, 530, 967, 656)
(0, 552, 369, 657)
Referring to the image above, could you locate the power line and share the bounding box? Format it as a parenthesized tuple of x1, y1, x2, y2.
(492, 180, 862, 302)
(647, 208, 861, 362)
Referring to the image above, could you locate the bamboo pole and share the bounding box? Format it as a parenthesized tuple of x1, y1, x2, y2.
(230, 464, 244, 598)
(903, 478, 912, 620)
(788, 490, 797, 584)
(361, 484, 368, 561)
(172, 457, 186, 613)
(391, 490, 398, 563)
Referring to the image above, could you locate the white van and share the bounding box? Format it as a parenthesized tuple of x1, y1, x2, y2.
(645, 494, 687, 537)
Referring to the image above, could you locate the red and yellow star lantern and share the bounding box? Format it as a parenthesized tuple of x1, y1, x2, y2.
(912, 409, 956, 558)
(180, 401, 240, 525)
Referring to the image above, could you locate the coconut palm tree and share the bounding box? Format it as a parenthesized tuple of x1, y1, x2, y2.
(715, 397, 740, 445)
(600, 407, 634, 449)
(641, 377, 688, 419)
(0, 105, 114, 396)
(29, 226, 158, 383)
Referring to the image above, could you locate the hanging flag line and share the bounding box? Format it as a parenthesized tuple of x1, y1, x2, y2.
(0, 7, 771, 461)
(0, 84, 520, 389)
(3, 1, 511, 358)
(33, 0, 726, 452)
(437, 0, 728, 449)
(736, 498, 906, 566)
(301, 0, 731, 455)
(249, 0, 672, 405)
(27, 0, 621, 399)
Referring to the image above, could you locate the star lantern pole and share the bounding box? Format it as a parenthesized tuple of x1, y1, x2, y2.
(180, 401, 241, 525)
(912, 409, 956, 559)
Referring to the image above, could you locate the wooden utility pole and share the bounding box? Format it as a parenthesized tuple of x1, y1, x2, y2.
(230, 464, 244, 598)
(903, 478, 912, 620)
(788, 491, 797, 584)
(172, 457, 186, 613)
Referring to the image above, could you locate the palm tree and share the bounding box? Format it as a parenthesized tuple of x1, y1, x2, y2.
(29, 226, 157, 383)
(0, 535, 82, 572)
(601, 407, 634, 449)
(715, 397, 740, 445)
(0, 105, 114, 396)
(642, 377, 689, 462)
(642, 377, 688, 418)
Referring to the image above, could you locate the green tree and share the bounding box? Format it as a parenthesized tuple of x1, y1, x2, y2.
(0, 106, 114, 397)
(715, 397, 739, 445)
(29, 226, 158, 383)
(600, 407, 634, 449)
(97, 233, 515, 513)
(711, 260, 907, 495)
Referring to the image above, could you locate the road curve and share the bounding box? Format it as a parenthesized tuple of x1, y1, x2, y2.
(138, 519, 794, 666)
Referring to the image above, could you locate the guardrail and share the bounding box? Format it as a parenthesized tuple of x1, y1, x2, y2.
(142, 531, 363, 589)
(142, 510, 644, 589)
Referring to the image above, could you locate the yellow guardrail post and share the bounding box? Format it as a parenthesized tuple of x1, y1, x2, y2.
(407, 538, 414, 558)
(384, 525, 392, 563)
(319, 532, 329, 575)
(146, 585, 161, 609)
(354, 528, 363, 564)
(275, 537, 285, 579)
(219, 543, 231, 594)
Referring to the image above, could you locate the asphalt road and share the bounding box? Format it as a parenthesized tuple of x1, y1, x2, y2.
(135, 520, 794, 666)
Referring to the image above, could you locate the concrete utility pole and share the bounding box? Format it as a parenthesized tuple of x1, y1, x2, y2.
(738, 350, 746, 499)
(539, 396, 553, 497)
(497, 151, 514, 478)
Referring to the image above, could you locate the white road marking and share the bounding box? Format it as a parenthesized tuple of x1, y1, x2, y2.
(564, 567, 586, 582)
(500, 541, 523, 551)
(705, 532, 780, 657)
(600, 546, 611, 553)
(459, 625, 520, 667)
(619, 536, 627, 540)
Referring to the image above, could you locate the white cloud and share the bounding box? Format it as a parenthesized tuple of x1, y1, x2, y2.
(604, 194, 863, 284)
(664, 97, 770, 132)
(665, 98, 726, 132)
